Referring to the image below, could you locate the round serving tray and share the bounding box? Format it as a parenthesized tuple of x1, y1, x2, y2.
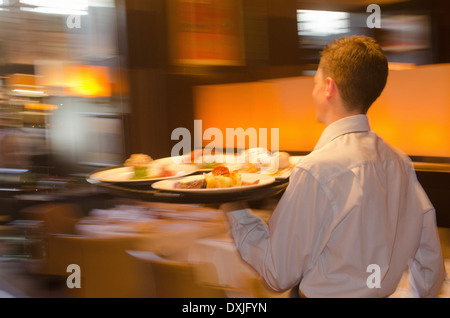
(91, 173, 289, 204)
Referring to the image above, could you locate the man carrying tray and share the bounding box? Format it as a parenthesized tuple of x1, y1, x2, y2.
(221, 35, 445, 298)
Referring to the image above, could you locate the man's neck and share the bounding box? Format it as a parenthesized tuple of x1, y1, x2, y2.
(323, 108, 363, 126)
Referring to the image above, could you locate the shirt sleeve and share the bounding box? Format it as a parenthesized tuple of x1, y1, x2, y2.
(408, 179, 446, 298)
(226, 167, 333, 292)
(408, 207, 446, 297)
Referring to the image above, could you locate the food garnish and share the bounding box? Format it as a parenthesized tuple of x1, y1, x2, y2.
(173, 165, 259, 189)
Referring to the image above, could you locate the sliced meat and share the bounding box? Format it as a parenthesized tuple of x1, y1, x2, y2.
(174, 178, 207, 189)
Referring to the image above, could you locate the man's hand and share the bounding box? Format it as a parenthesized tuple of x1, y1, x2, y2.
(220, 201, 249, 213)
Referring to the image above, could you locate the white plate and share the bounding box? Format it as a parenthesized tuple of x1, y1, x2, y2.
(151, 173, 276, 193)
(88, 157, 199, 183)
(271, 156, 304, 179)
(182, 153, 244, 171)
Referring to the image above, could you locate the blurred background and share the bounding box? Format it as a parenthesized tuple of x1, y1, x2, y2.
(0, 0, 448, 298)
(0, 0, 448, 175)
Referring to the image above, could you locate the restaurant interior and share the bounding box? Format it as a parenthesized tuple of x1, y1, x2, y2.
(0, 0, 449, 298)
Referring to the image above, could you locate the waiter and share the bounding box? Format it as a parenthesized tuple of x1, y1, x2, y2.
(222, 35, 445, 298)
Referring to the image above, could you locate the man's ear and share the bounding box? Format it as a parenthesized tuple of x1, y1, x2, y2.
(325, 77, 337, 100)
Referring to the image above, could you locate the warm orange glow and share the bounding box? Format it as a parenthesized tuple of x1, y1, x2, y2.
(168, 0, 244, 66)
(369, 64, 450, 158)
(24, 103, 59, 111)
(7, 73, 36, 86)
(64, 65, 111, 97)
(194, 64, 450, 158)
(388, 62, 417, 71)
(194, 77, 324, 151)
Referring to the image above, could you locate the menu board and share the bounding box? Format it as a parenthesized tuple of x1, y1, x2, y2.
(168, 0, 245, 66)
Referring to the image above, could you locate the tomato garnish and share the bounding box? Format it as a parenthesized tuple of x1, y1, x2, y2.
(242, 180, 260, 186)
(212, 166, 230, 176)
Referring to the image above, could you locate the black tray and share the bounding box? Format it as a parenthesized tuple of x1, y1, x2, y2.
(91, 174, 289, 204)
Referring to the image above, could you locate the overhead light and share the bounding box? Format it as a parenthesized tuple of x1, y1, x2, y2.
(20, 0, 88, 9)
(0, 0, 9, 11)
(11, 89, 48, 97)
(20, 7, 88, 15)
(19, 0, 88, 15)
(297, 10, 350, 37)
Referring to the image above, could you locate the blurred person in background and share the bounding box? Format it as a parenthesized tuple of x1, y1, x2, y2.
(222, 35, 445, 298)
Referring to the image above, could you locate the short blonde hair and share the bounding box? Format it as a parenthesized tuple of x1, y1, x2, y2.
(319, 35, 388, 113)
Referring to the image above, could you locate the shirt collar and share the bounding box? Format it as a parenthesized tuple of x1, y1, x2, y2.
(314, 114, 371, 150)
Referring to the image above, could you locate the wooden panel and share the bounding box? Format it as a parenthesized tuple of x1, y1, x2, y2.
(167, 0, 245, 66)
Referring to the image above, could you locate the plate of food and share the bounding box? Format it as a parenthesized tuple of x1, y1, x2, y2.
(235, 149, 295, 176)
(151, 165, 276, 193)
(179, 148, 302, 179)
(178, 149, 242, 170)
(88, 153, 199, 184)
